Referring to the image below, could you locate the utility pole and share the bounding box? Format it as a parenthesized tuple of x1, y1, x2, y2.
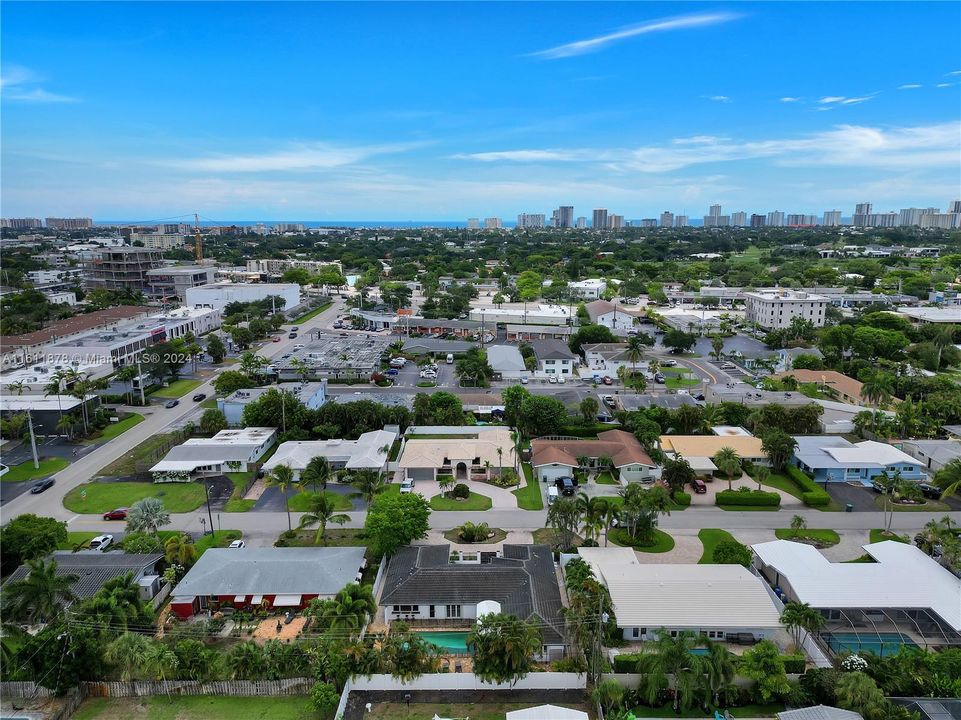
(136, 358, 146, 405)
(26, 410, 39, 469)
(203, 481, 215, 535)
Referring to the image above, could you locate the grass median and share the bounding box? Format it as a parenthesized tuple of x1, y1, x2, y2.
(1, 457, 69, 482)
(149, 379, 203, 399)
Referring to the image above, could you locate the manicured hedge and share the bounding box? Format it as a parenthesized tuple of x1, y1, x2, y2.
(672, 491, 692, 508)
(716, 489, 781, 507)
(787, 465, 831, 507)
(613, 653, 643, 672)
(782, 654, 806, 673)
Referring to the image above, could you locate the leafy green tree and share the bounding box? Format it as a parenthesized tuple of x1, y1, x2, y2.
(173, 638, 217, 681)
(569, 324, 617, 354)
(298, 492, 350, 544)
(661, 456, 694, 499)
(836, 671, 887, 717)
(199, 408, 228, 435)
(0, 514, 68, 569)
(309, 681, 340, 716)
(579, 396, 599, 423)
(105, 632, 151, 681)
(790, 514, 807, 536)
(225, 641, 265, 679)
(125, 497, 171, 535)
(934, 458, 961, 499)
(213, 369, 255, 396)
(518, 394, 568, 437)
(468, 612, 542, 687)
(663, 329, 697, 353)
(3, 558, 78, 623)
(12, 623, 102, 692)
(206, 334, 226, 363)
(502, 384, 530, 428)
(593, 678, 625, 713)
(163, 533, 198, 568)
(712, 540, 751, 567)
(365, 492, 431, 557)
(739, 639, 791, 702)
(761, 429, 798, 472)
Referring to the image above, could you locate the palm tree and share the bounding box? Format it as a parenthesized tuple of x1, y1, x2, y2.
(301, 456, 333, 494)
(712, 446, 742, 491)
(934, 458, 961, 500)
(8, 380, 29, 396)
(114, 365, 139, 405)
(104, 633, 152, 681)
(753, 465, 770, 491)
(44, 370, 67, 422)
(125, 497, 171, 535)
(267, 463, 296, 531)
(710, 335, 725, 361)
(163, 533, 198, 568)
(496, 446, 504, 476)
(351, 469, 388, 504)
(141, 642, 178, 697)
(438, 474, 454, 498)
(648, 629, 702, 713)
(862, 374, 893, 408)
(780, 601, 825, 651)
(298, 492, 350, 544)
(701, 641, 736, 708)
(316, 585, 375, 637)
(3, 559, 78, 623)
(790, 514, 807, 537)
(626, 335, 644, 385)
(575, 492, 607, 544)
(602, 501, 620, 547)
(225, 641, 265, 679)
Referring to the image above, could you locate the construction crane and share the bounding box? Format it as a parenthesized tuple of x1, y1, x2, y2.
(193, 213, 203, 262)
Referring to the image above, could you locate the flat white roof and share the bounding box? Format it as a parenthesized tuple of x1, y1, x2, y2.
(896, 307, 961, 323)
(506, 706, 588, 720)
(0, 394, 92, 411)
(578, 547, 782, 629)
(264, 429, 396, 471)
(752, 540, 961, 632)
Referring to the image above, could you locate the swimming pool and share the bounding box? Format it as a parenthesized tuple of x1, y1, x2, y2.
(417, 631, 471, 654)
(823, 632, 917, 657)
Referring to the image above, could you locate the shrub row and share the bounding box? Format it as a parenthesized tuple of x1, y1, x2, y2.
(782, 654, 807, 674)
(787, 466, 831, 507)
(613, 652, 643, 672)
(672, 491, 692, 508)
(716, 489, 781, 507)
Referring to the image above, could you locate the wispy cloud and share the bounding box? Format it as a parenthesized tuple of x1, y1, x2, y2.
(0, 64, 78, 103)
(897, 84, 922, 90)
(947, 70, 961, 76)
(818, 94, 875, 105)
(936, 82, 954, 88)
(780, 97, 801, 103)
(165, 141, 423, 172)
(530, 12, 741, 59)
(704, 95, 731, 103)
(448, 149, 569, 163)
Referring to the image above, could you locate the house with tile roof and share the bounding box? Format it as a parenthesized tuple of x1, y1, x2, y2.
(532, 429, 659, 484)
(380, 544, 567, 660)
(397, 426, 515, 483)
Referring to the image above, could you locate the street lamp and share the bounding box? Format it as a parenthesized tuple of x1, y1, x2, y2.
(202, 481, 215, 535)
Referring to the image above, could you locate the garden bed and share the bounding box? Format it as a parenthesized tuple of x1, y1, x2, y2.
(874, 495, 951, 512)
(774, 528, 840, 547)
(608, 527, 675, 553)
(430, 492, 492, 511)
(442, 527, 507, 544)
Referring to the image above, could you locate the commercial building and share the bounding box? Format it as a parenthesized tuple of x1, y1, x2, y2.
(467, 218, 480, 229)
(185, 282, 300, 311)
(27, 268, 84, 287)
(674, 215, 689, 227)
(397, 425, 515, 482)
(567, 278, 607, 300)
(468, 304, 573, 326)
(744, 289, 829, 330)
(275, 333, 392, 380)
(791, 436, 926, 485)
(217, 381, 327, 426)
(750, 214, 766, 228)
(532, 430, 658, 484)
(531, 339, 576, 377)
(752, 540, 961, 652)
(149, 427, 277, 479)
(895, 307, 961, 324)
(577, 546, 782, 643)
(263, 428, 396, 479)
(170, 547, 367, 619)
(0, 393, 98, 434)
(130, 232, 185, 250)
(731, 211, 747, 227)
(245, 258, 342, 277)
(504, 324, 572, 342)
(83, 247, 165, 293)
(608, 214, 624, 229)
(145, 265, 217, 301)
(380, 544, 567, 659)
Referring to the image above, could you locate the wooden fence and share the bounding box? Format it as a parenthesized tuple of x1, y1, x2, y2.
(81, 678, 313, 698)
(1, 680, 55, 698)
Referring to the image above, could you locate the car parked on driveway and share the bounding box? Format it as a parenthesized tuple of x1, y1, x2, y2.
(691, 478, 707, 494)
(917, 482, 942, 500)
(89, 534, 113, 551)
(103, 508, 128, 521)
(30, 478, 55, 494)
(400, 479, 415, 493)
(554, 476, 577, 496)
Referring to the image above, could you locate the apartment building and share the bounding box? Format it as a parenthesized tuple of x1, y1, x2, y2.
(129, 232, 185, 250)
(83, 247, 165, 293)
(145, 265, 218, 301)
(744, 289, 828, 330)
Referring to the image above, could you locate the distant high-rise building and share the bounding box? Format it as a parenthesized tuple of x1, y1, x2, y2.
(863, 212, 898, 228)
(83, 247, 164, 293)
(274, 223, 306, 233)
(608, 215, 625, 229)
(821, 210, 842, 227)
(709, 204, 722, 218)
(767, 211, 785, 227)
(659, 211, 674, 228)
(949, 200, 961, 214)
(640, 218, 657, 228)
(852, 202, 873, 227)
(46, 217, 93, 230)
(517, 213, 545, 229)
(130, 232, 185, 250)
(730, 211, 747, 227)
(1, 217, 43, 230)
(484, 217, 502, 229)
(704, 214, 730, 227)
(674, 215, 689, 227)
(898, 208, 939, 227)
(592, 209, 608, 230)
(575, 217, 587, 229)
(920, 213, 961, 229)
(750, 214, 766, 228)
(161, 223, 192, 234)
(467, 218, 480, 229)
(786, 214, 817, 227)
(551, 206, 574, 228)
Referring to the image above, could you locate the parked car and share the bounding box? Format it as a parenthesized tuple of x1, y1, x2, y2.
(30, 478, 55, 494)
(557, 375, 567, 384)
(419, 370, 436, 379)
(721, 362, 736, 370)
(164, 399, 179, 408)
(333, 322, 343, 328)
(89, 534, 114, 551)
(548, 375, 558, 384)
(691, 478, 707, 494)
(917, 482, 942, 499)
(228, 540, 247, 549)
(386, 369, 399, 376)
(871, 479, 887, 493)
(103, 508, 128, 521)
(547, 486, 559, 505)
(654, 374, 666, 384)
(603, 395, 617, 408)
(288, 332, 298, 339)
(555, 476, 577, 496)
(520, 376, 529, 384)
(602, 376, 614, 385)
(661, 359, 678, 367)
(192, 393, 207, 402)
(400, 479, 415, 493)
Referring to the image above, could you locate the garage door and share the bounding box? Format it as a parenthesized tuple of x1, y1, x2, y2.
(537, 465, 572, 483)
(406, 468, 434, 482)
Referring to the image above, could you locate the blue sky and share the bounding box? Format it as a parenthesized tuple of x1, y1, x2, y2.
(2, 1, 959, 221)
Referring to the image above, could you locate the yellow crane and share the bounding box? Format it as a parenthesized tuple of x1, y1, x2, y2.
(193, 213, 203, 262)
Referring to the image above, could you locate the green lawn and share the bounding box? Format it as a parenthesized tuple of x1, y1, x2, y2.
(718, 504, 781, 511)
(201, 398, 219, 409)
(292, 302, 332, 323)
(755, 472, 842, 512)
(595, 471, 618, 485)
(97, 432, 181, 476)
(72, 695, 311, 720)
(665, 369, 700, 390)
(609, 527, 675, 553)
(81, 413, 145, 444)
(698, 528, 738, 563)
(287, 490, 353, 512)
(870, 528, 910, 544)
(149, 378, 203, 399)
(629, 702, 784, 718)
(194, 529, 242, 555)
(775, 528, 840, 546)
(63, 481, 206, 513)
(276, 527, 369, 548)
(1, 457, 69, 482)
(58, 531, 101, 550)
(223, 471, 256, 512)
(874, 495, 951, 512)
(430, 492, 492, 511)
(512, 463, 543, 510)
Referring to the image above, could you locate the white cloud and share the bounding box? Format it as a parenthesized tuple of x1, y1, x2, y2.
(780, 97, 801, 102)
(448, 149, 569, 162)
(947, 70, 961, 76)
(818, 96, 846, 104)
(897, 84, 922, 89)
(165, 141, 422, 172)
(530, 12, 741, 59)
(672, 136, 727, 145)
(818, 94, 874, 106)
(705, 95, 731, 103)
(0, 64, 77, 103)
(936, 82, 953, 88)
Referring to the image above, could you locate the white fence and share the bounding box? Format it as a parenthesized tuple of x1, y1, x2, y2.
(348, 672, 586, 691)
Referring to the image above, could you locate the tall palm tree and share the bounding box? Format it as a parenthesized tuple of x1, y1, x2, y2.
(710, 335, 725, 361)
(267, 463, 296, 531)
(44, 370, 67, 423)
(317, 585, 375, 637)
(298, 492, 350, 544)
(862, 374, 893, 408)
(575, 492, 607, 544)
(301, 456, 333, 494)
(3, 559, 78, 624)
(350, 469, 388, 504)
(780, 601, 826, 651)
(712, 446, 742, 491)
(626, 335, 644, 385)
(104, 632, 152, 681)
(114, 365, 139, 405)
(649, 629, 702, 713)
(701, 641, 736, 708)
(752, 465, 770, 491)
(141, 642, 178, 697)
(8, 380, 29, 396)
(602, 501, 620, 547)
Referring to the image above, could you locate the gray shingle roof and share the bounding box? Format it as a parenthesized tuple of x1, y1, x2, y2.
(532, 339, 575, 361)
(3, 551, 163, 600)
(778, 707, 863, 720)
(381, 544, 566, 644)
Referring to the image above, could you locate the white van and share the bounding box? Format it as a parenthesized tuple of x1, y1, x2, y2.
(547, 486, 559, 505)
(446, 353, 454, 364)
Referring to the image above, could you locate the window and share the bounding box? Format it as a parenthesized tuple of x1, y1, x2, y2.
(632, 627, 640, 638)
(446, 604, 462, 618)
(392, 604, 419, 614)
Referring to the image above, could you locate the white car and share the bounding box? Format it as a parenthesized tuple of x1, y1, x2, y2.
(419, 370, 437, 378)
(548, 375, 558, 384)
(89, 534, 113, 551)
(228, 540, 246, 549)
(400, 479, 415, 493)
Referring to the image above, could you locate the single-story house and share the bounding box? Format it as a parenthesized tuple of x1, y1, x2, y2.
(752, 540, 961, 651)
(899, 438, 961, 473)
(577, 546, 782, 643)
(149, 427, 277, 480)
(531, 339, 576, 376)
(581, 343, 648, 376)
(397, 426, 515, 482)
(505, 324, 572, 342)
(583, 300, 635, 332)
(380, 544, 567, 660)
(532, 430, 659, 484)
(263, 428, 396, 479)
(169, 546, 367, 618)
(777, 708, 863, 720)
(772, 369, 873, 406)
(659, 434, 768, 475)
(486, 345, 527, 379)
(456, 392, 505, 419)
(4, 551, 164, 605)
(217, 382, 327, 426)
(791, 436, 926, 484)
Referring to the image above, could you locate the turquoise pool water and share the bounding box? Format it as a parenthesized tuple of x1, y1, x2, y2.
(824, 632, 917, 657)
(418, 631, 471, 654)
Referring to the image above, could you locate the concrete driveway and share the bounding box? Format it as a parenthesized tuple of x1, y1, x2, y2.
(406, 477, 519, 509)
(688, 472, 802, 507)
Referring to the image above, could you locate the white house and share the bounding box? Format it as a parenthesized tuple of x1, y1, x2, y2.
(263, 428, 396, 480)
(217, 382, 327, 426)
(581, 343, 647, 376)
(150, 427, 277, 480)
(531, 339, 576, 377)
(568, 279, 607, 300)
(583, 300, 636, 332)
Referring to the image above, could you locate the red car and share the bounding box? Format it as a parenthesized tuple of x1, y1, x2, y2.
(103, 508, 128, 520)
(271, 336, 281, 342)
(602, 376, 614, 385)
